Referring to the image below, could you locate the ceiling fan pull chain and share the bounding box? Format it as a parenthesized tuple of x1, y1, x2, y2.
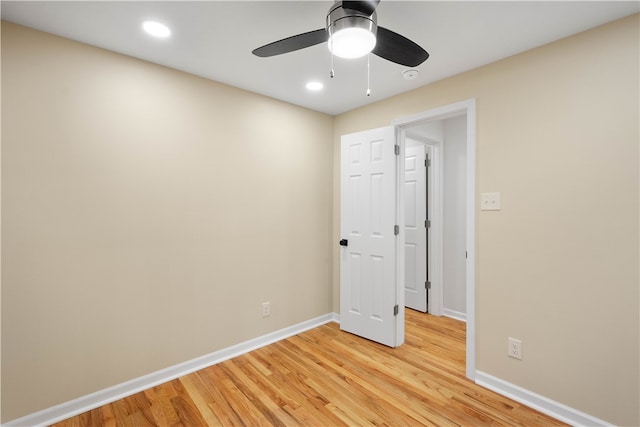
(330, 33, 335, 78)
(331, 53, 335, 78)
(366, 53, 371, 96)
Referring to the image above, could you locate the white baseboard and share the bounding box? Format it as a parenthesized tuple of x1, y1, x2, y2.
(13, 315, 609, 427)
(442, 308, 467, 322)
(475, 371, 613, 427)
(4, 313, 339, 427)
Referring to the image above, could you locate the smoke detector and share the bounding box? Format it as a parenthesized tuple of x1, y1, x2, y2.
(402, 69, 420, 80)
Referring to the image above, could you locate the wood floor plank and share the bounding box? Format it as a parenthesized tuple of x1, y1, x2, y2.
(144, 383, 182, 426)
(218, 360, 291, 426)
(289, 334, 459, 426)
(97, 404, 117, 427)
(195, 368, 248, 427)
(169, 395, 208, 427)
(51, 310, 567, 427)
(207, 362, 274, 426)
(178, 374, 223, 427)
(228, 357, 316, 426)
(282, 335, 451, 426)
(247, 348, 347, 427)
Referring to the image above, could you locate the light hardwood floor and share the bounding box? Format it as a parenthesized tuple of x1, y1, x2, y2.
(53, 309, 567, 426)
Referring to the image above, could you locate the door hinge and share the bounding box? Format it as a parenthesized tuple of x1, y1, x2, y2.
(425, 158, 431, 167)
(394, 224, 399, 235)
(425, 281, 431, 289)
(425, 219, 431, 228)
(394, 144, 400, 156)
(394, 304, 399, 316)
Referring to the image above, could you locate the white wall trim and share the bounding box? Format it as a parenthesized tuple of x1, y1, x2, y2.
(464, 99, 477, 381)
(442, 308, 467, 322)
(3, 313, 338, 427)
(475, 371, 614, 427)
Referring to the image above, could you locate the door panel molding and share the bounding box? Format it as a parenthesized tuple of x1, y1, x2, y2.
(340, 126, 402, 347)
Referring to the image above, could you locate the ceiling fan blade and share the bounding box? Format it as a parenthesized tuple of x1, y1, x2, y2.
(342, 1, 380, 16)
(252, 29, 328, 57)
(373, 26, 429, 67)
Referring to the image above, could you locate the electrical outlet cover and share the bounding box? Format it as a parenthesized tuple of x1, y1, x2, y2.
(480, 192, 501, 211)
(262, 302, 271, 317)
(508, 337, 522, 360)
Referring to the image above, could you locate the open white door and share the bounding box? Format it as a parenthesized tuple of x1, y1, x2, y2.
(404, 144, 428, 312)
(340, 126, 402, 348)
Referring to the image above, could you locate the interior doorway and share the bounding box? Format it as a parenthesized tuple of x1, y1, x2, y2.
(393, 99, 476, 379)
(339, 99, 476, 379)
(402, 117, 468, 323)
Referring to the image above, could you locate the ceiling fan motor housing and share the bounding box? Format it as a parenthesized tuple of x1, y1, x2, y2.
(326, 2, 378, 39)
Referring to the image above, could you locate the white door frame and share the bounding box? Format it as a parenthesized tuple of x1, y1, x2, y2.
(392, 98, 477, 380)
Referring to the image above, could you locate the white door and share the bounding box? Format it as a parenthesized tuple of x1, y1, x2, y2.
(340, 126, 401, 347)
(404, 144, 428, 312)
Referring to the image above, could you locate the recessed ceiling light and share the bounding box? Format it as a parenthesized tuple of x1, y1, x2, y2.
(142, 20, 171, 38)
(306, 81, 324, 91)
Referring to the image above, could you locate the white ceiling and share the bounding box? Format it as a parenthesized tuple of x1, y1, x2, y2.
(2, 1, 638, 116)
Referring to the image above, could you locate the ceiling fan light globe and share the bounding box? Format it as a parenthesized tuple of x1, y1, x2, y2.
(328, 27, 376, 59)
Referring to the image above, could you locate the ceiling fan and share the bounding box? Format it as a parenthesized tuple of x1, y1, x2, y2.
(252, 0, 429, 68)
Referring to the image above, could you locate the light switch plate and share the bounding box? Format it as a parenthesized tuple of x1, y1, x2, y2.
(480, 192, 501, 211)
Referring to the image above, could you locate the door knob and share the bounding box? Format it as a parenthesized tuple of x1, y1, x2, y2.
(339, 239, 348, 247)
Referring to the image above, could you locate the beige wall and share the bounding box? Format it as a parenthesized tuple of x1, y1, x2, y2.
(2, 13, 639, 426)
(333, 14, 639, 426)
(1, 22, 334, 422)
